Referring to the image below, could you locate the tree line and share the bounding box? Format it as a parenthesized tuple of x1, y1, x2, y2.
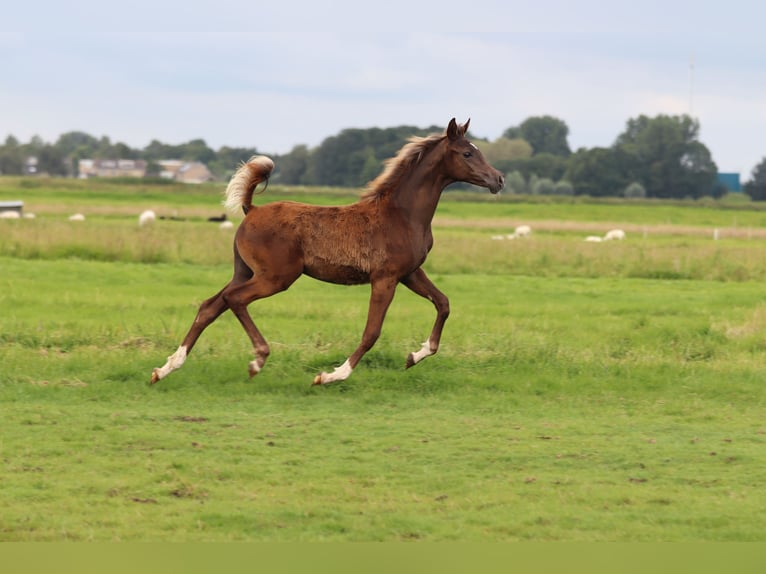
(2, 115, 766, 200)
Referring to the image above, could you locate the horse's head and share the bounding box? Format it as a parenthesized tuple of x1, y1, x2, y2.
(444, 118, 505, 194)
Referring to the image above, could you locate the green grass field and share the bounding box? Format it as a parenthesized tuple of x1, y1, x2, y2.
(1, 178, 765, 541)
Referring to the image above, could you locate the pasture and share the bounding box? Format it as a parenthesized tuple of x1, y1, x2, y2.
(1, 177, 765, 541)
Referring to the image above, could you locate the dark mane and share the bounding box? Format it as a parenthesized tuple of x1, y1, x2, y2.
(360, 133, 446, 201)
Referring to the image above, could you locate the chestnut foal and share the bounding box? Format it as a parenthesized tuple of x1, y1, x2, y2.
(151, 118, 504, 386)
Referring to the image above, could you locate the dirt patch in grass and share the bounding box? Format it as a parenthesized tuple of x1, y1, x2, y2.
(434, 217, 766, 239)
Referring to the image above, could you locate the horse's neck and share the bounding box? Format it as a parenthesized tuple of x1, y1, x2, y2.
(388, 163, 451, 228)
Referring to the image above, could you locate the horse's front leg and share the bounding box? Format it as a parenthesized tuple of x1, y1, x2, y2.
(151, 287, 229, 384)
(313, 277, 397, 385)
(400, 267, 450, 369)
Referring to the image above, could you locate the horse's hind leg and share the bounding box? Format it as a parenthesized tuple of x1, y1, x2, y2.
(222, 269, 301, 377)
(400, 268, 450, 369)
(151, 251, 253, 384)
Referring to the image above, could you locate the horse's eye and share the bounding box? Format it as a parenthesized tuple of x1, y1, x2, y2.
(463, 151, 472, 158)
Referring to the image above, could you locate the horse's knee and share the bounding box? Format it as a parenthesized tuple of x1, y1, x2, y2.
(434, 293, 450, 318)
(255, 342, 270, 360)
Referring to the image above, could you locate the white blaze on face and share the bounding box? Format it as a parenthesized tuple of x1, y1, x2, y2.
(469, 142, 479, 151)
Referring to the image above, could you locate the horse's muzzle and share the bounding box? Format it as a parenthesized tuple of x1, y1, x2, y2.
(490, 174, 505, 194)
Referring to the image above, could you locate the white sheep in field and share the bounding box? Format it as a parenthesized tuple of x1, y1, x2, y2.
(219, 220, 234, 229)
(0, 210, 20, 219)
(584, 235, 603, 242)
(69, 213, 85, 221)
(603, 229, 626, 241)
(507, 224, 532, 239)
(138, 209, 156, 227)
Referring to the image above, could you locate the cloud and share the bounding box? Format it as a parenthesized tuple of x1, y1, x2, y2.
(3, 1, 766, 175)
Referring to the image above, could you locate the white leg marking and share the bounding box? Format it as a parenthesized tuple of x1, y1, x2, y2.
(409, 340, 434, 365)
(154, 346, 187, 381)
(314, 359, 353, 385)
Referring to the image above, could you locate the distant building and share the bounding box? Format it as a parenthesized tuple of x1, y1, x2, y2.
(25, 156, 38, 175)
(157, 159, 184, 180)
(157, 160, 214, 184)
(77, 158, 213, 183)
(79, 159, 147, 178)
(717, 172, 741, 192)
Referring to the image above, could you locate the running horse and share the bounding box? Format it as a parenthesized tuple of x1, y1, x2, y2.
(151, 118, 504, 386)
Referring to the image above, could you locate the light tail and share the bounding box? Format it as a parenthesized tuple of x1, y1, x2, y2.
(223, 155, 275, 214)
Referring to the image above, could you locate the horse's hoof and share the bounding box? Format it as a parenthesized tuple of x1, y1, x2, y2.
(312, 374, 326, 386)
(150, 369, 160, 385)
(405, 353, 415, 369)
(248, 358, 265, 378)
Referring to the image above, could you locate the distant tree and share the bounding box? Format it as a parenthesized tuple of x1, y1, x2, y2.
(505, 152, 568, 182)
(623, 182, 647, 199)
(0, 135, 23, 174)
(474, 137, 532, 174)
(182, 139, 216, 164)
(55, 131, 100, 157)
(275, 145, 310, 185)
(505, 170, 526, 194)
(504, 116, 571, 157)
(565, 147, 631, 196)
(359, 148, 381, 184)
(94, 136, 114, 158)
(307, 125, 437, 187)
(744, 157, 766, 201)
(112, 142, 138, 160)
(308, 129, 367, 186)
(554, 180, 574, 196)
(36, 144, 68, 176)
(56, 132, 102, 177)
(145, 161, 163, 177)
(502, 126, 522, 140)
(143, 139, 180, 161)
(614, 114, 717, 199)
(531, 177, 556, 195)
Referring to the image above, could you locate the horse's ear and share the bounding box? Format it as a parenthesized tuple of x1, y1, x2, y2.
(461, 118, 471, 135)
(447, 118, 459, 140)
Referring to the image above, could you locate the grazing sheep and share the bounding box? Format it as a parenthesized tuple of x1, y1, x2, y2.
(69, 213, 85, 221)
(584, 235, 603, 242)
(604, 229, 625, 241)
(219, 220, 234, 229)
(138, 209, 156, 227)
(208, 213, 228, 222)
(508, 224, 532, 239)
(0, 210, 21, 219)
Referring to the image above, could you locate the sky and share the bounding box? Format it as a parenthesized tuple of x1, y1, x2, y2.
(3, 1, 766, 177)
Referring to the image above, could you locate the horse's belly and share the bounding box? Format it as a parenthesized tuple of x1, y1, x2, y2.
(304, 263, 371, 285)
